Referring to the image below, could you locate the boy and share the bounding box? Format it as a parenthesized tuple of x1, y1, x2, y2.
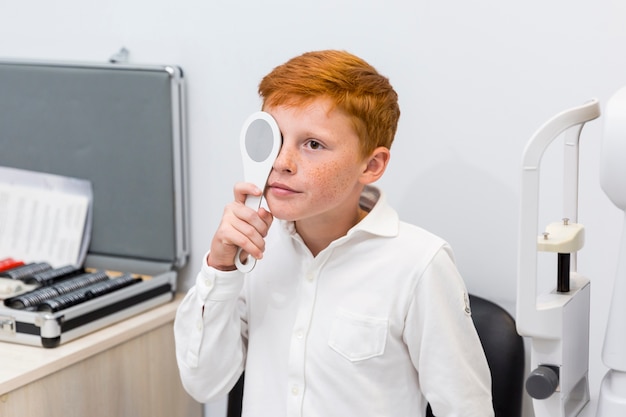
(174, 50, 494, 417)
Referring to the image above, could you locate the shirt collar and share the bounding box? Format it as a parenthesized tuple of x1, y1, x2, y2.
(353, 185, 399, 238)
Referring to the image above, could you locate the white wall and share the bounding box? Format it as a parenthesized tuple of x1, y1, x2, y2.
(3, 1, 626, 416)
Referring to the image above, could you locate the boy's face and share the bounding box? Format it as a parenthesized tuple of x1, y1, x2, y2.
(264, 97, 369, 224)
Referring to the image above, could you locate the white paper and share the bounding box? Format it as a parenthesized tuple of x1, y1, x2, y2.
(0, 166, 93, 268)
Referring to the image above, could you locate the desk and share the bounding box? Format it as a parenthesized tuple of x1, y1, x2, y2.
(0, 294, 202, 417)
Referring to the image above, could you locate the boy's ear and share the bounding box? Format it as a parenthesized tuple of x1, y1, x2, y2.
(360, 146, 390, 185)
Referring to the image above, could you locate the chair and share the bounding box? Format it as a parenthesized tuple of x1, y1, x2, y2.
(469, 294, 525, 417)
(228, 294, 525, 417)
(227, 373, 245, 417)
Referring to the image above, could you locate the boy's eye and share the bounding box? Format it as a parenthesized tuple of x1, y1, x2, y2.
(307, 140, 323, 150)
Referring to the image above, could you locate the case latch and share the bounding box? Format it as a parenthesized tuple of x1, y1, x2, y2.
(0, 315, 16, 335)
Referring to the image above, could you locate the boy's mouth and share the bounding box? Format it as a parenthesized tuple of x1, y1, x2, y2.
(268, 182, 298, 194)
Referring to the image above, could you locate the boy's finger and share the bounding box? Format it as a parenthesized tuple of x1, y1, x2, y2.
(233, 182, 263, 204)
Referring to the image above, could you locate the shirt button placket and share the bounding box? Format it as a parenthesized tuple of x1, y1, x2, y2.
(286, 266, 318, 417)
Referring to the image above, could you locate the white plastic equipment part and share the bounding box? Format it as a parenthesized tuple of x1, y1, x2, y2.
(234, 111, 282, 273)
(537, 221, 585, 253)
(596, 86, 626, 417)
(517, 99, 600, 417)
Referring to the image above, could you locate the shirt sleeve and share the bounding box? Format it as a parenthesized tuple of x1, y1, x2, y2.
(404, 245, 495, 417)
(173, 251, 248, 403)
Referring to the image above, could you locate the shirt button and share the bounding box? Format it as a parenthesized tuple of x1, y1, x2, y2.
(196, 320, 203, 331)
(295, 330, 304, 339)
(204, 278, 213, 288)
(291, 385, 299, 396)
(306, 272, 314, 282)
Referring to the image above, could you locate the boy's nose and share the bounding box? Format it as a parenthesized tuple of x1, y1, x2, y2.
(273, 145, 296, 174)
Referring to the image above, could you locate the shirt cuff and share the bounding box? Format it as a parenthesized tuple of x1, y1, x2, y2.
(195, 250, 245, 302)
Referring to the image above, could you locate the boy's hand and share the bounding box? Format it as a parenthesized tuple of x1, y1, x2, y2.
(207, 182, 274, 271)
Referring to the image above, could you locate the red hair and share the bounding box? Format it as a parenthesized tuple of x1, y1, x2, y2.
(258, 50, 400, 157)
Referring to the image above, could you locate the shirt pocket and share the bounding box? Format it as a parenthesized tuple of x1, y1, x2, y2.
(328, 309, 389, 362)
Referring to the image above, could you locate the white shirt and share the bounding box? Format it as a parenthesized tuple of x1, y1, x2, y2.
(174, 186, 493, 417)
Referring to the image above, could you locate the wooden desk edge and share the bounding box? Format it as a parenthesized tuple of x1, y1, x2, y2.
(0, 292, 185, 395)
